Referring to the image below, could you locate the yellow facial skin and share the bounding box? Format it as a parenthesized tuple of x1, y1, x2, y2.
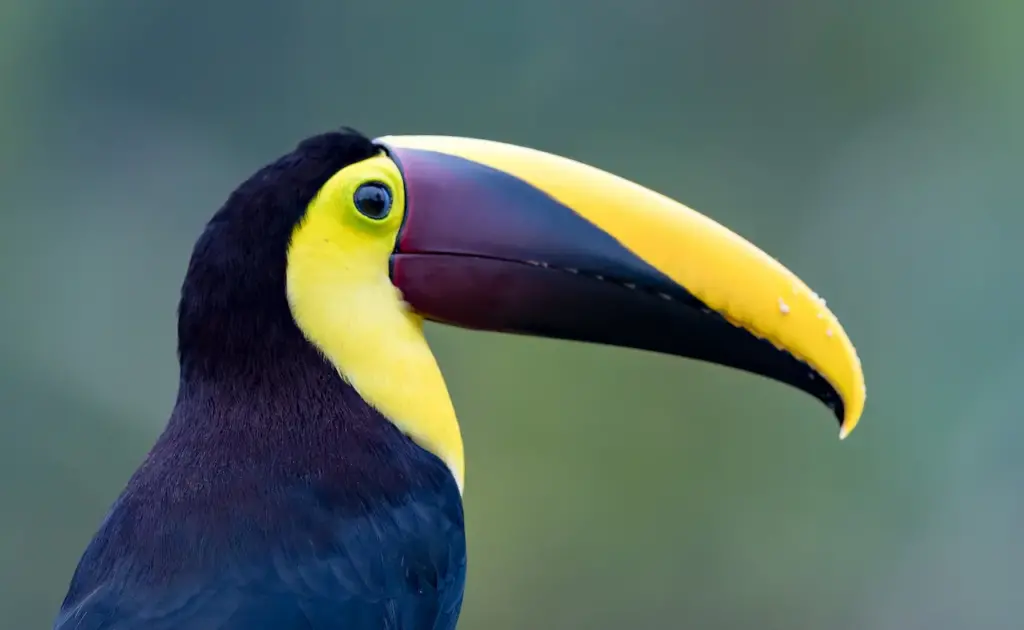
(286, 154, 466, 491)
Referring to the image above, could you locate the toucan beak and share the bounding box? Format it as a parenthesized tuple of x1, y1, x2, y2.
(376, 135, 866, 436)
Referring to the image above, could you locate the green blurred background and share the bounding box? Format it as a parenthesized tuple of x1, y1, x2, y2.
(2, 1, 1021, 628)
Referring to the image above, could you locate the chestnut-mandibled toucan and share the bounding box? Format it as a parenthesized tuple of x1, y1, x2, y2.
(53, 129, 865, 629)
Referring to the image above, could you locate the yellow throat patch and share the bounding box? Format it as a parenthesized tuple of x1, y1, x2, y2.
(285, 153, 465, 491)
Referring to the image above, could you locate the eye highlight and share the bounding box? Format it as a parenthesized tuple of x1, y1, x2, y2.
(353, 182, 393, 220)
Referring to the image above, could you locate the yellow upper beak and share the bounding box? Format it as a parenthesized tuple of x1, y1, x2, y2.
(379, 135, 866, 436)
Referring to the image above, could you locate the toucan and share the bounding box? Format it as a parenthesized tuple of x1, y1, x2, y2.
(53, 128, 865, 629)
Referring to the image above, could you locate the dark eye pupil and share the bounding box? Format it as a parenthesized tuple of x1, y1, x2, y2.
(353, 182, 393, 220)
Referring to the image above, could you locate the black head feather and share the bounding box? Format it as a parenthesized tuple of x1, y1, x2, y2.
(177, 128, 378, 379)
(130, 125, 455, 502)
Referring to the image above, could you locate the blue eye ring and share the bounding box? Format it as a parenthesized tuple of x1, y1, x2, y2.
(353, 181, 393, 220)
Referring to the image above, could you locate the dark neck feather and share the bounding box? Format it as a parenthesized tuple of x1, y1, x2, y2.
(59, 131, 459, 601)
(159, 129, 419, 490)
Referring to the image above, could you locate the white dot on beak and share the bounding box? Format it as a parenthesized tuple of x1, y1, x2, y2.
(778, 297, 790, 314)
(826, 328, 834, 337)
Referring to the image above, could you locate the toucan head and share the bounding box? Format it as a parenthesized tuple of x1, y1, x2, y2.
(179, 128, 865, 490)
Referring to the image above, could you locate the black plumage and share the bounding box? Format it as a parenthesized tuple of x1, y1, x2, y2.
(54, 130, 467, 630)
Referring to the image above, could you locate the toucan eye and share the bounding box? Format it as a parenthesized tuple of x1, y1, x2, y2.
(353, 182, 393, 220)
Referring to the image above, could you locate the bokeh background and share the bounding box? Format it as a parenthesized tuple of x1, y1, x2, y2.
(2, 1, 1021, 628)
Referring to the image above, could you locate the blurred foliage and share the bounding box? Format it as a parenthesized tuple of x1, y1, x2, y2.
(1, 0, 1021, 628)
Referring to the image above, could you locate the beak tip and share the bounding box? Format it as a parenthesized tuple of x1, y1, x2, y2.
(837, 402, 863, 440)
